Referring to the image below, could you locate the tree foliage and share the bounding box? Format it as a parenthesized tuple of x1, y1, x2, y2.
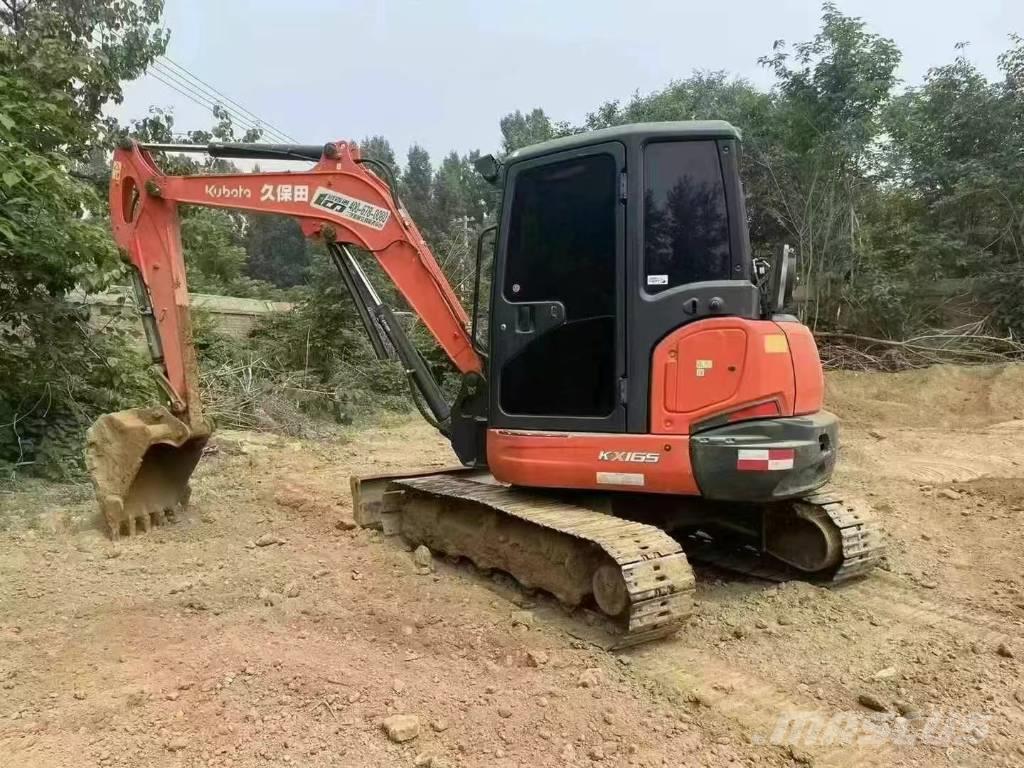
(881, 39, 1024, 332)
(542, 6, 1022, 339)
(1, 0, 167, 478)
(245, 213, 310, 289)
(499, 108, 571, 153)
(401, 144, 435, 230)
(358, 135, 397, 168)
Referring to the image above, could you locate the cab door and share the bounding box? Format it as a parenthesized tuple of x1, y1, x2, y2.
(489, 142, 626, 433)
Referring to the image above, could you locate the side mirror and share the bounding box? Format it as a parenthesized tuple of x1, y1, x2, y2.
(474, 154, 501, 184)
(765, 244, 798, 313)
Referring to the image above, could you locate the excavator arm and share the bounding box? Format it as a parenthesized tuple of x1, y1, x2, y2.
(91, 138, 484, 538)
(110, 138, 482, 416)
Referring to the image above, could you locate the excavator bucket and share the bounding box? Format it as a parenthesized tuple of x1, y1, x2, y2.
(85, 407, 209, 539)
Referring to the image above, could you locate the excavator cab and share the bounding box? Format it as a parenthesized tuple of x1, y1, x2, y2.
(488, 122, 754, 434)
(452, 123, 829, 499)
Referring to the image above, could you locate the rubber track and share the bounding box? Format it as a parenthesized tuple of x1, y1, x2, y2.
(392, 474, 696, 647)
(689, 491, 886, 584)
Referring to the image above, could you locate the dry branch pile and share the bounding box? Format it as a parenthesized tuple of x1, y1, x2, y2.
(816, 321, 1024, 371)
(198, 359, 337, 435)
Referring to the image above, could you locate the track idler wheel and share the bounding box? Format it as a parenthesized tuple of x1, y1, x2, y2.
(592, 563, 629, 617)
(763, 502, 844, 574)
(85, 407, 209, 539)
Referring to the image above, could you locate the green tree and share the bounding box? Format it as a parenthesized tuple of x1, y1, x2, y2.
(433, 151, 468, 232)
(499, 108, 571, 153)
(0, 0, 167, 477)
(250, 248, 409, 416)
(756, 3, 901, 329)
(358, 135, 397, 167)
(181, 209, 248, 293)
(1, 0, 167, 154)
(881, 37, 1024, 334)
(245, 213, 310, 288)
(400, 144, 435, 232)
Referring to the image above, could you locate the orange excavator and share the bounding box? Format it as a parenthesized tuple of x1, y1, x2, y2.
(91, 122, 883, 645)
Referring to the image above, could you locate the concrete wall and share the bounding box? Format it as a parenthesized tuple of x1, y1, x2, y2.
(73, 287, 294, 341)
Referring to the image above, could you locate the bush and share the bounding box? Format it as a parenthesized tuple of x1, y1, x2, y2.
(0, 300, 158, 482)
(192, 288, 413, 436)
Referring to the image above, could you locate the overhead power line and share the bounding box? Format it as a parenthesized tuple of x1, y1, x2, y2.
(109, 27, 300, 144)
(145, 68, 273, 141)
(149, 61, 290, 143)
(157, 56, 299, 144)
(148, 61, 292, 143)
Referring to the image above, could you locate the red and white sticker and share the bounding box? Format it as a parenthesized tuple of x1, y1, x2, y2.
(736, 448, 795, 471)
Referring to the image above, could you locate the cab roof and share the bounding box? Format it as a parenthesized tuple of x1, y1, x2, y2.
(506, 120, 741, 164)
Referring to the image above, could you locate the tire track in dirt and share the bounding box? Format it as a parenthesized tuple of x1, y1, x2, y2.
(612, 570, 1020, 768)
(627, 644, 902, 768)
(455, 568, 901, 766)
(840, 574, 1024, 647)
(898, 456, 1018, 484)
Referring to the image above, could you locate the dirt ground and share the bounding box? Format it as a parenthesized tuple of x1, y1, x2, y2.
(2, 364, 1024, 768)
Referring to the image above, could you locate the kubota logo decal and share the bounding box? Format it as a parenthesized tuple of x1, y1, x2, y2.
(598, 450, 661, 463)
(204, 184, 251, 199)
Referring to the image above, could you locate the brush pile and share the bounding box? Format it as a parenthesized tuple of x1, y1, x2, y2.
(816, 321, 1024, 371)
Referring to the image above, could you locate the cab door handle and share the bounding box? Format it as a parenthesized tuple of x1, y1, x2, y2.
(515, 304, 534, 333)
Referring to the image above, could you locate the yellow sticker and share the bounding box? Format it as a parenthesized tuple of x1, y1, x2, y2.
(764, 334, 789, 354)
(111, 160, 122, 182)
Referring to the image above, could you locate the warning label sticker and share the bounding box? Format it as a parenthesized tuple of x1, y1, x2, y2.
(310, 187, 391, 230)
(646, 274, 669, 286)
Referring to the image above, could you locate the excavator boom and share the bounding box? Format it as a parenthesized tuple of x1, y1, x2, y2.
(110, 139, 482, 402)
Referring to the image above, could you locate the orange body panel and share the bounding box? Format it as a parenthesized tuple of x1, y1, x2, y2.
(650, 317, 797, 434)
(488, 429, 700, 495)
(663, 327, 747, 412)
(488, 316, 827, 495)
(778, 322, 826, 415)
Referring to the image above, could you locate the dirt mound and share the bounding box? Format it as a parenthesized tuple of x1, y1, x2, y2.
(825, 363, 1024, 429)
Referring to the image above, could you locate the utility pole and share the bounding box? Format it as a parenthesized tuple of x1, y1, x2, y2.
(456, 215, 472, 250)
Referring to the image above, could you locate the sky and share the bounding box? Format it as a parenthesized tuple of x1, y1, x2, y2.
(112, 0, 1023, 164)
